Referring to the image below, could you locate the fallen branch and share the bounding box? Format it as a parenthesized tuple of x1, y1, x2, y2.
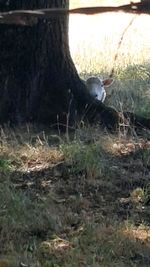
(0, 2, 150, 26)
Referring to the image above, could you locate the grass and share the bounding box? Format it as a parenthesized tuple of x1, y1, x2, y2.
(0, 156, 12, 171)
(0, 125, 150, 266)
(69, 1, 150, 117)
(60, 141, 106, 178)
(0, 1, 150, 266)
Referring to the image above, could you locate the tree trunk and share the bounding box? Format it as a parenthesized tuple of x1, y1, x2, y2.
(0, 0, 120, 130)
(0, 1, 149, 131)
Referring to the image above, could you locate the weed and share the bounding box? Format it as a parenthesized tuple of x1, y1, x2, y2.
(0, 157, 12, 171)
(61, 141, 106, 178)
(130, 187, 145, 203)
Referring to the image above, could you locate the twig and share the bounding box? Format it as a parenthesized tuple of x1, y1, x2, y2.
(109, 14, 137, 78)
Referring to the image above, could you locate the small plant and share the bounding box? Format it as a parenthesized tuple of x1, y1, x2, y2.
(61, 141, 106, 178)
(130, 187, 145, 203)
(0, 156, 12, 171)
(143, 184, 150, 205)
(130, 185, 150, 206)
(141, 148, 150, 168)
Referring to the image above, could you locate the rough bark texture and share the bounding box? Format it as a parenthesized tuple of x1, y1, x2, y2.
(0, 0, 149, 131)
(0, 0, 70, 124)
(0, 0, 121, 130)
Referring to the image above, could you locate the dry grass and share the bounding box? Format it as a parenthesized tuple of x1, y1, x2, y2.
(0, 1, 150, 266)
(69, 2, 150, 116)
(0, 124, 150, 266)
(69, 1, 150, 72)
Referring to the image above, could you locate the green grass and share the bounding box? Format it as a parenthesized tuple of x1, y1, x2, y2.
(0, 125, 150, 266)
(37, 221, 150, 267)
(61, 141, 106, 178)
(0, 1, 150, 266)
(69, 3, 150, 118)
(0, 156, 12, 171)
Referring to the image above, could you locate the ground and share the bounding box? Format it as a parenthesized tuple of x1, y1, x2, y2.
(0, 1, 150, 266)
(0, 125, 150, 267)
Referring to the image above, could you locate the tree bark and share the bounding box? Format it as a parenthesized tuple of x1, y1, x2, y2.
(0, 1, 149, 131)
(0, 0, 120, 130)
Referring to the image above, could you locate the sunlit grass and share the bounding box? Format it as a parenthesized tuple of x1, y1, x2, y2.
(0, 126, 64, 172)
(0, 124, 150, 266)
(69, 13, 150, 72)
(69, 4, 150, 116)
(38, 221, 150, 267)
(0, 2, 150, 266)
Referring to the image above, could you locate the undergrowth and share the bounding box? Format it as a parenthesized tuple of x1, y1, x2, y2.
(0, 1, 150, 265)
(0, 123, 150, 266)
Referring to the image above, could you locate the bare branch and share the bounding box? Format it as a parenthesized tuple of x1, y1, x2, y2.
(0, 2, 150, 26)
